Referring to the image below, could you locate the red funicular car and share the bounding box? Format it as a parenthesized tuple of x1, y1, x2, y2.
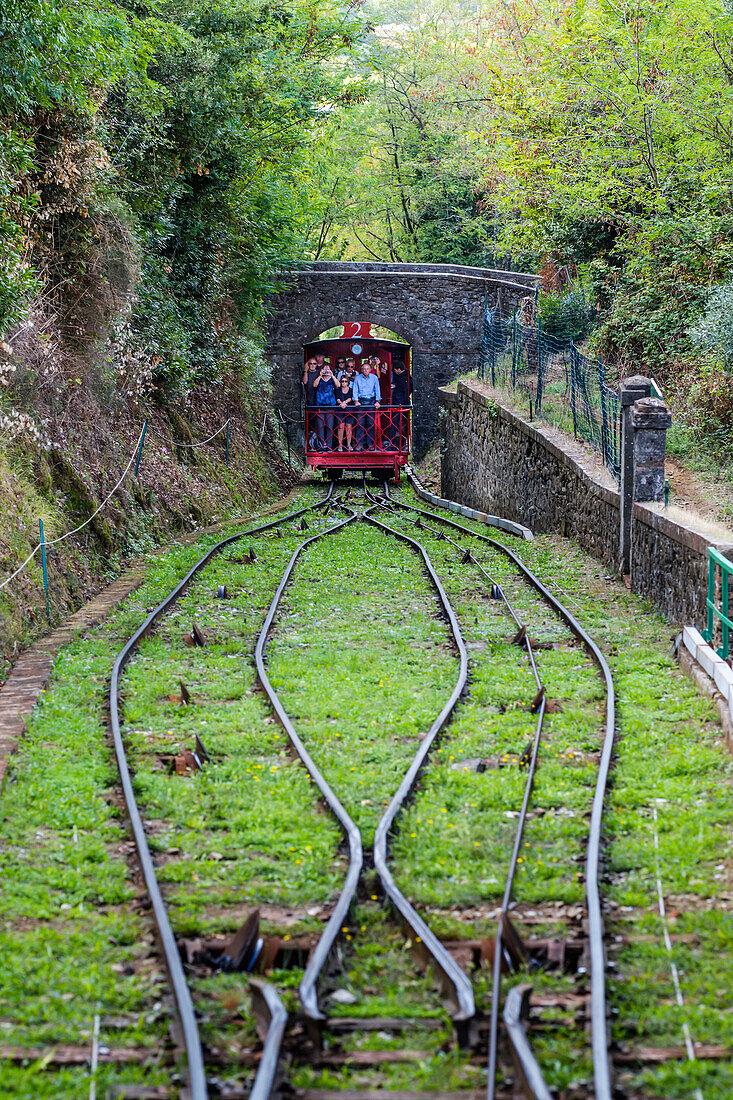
(303, 323, 411, 480)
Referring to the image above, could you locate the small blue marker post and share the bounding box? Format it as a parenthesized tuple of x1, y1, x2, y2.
(226, 418, 230, 468)
(134, 420, 148, 477)
(39, 519, 50, 623)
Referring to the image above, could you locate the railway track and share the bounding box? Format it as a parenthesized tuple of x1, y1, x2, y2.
(370, 481, 617, 1100)
(109, 487, 339, 1099)
(105, 478, 616, 1100)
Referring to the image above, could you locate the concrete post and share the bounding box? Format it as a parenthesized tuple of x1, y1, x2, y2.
(631, 397, 672, 502)
(618, 376, 652, 574)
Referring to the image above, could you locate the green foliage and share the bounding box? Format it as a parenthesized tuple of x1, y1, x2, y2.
(691, 281, 733, 373)
(538, 289, 591, 342)
(0, 0, 366, 391)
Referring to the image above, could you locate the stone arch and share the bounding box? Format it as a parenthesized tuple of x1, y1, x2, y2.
(266, 262, 538, 458)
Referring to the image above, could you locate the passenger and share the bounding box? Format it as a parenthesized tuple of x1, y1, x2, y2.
(315, 352, 330, 371)
(352, 361, 381, 450)
(344, 357, 358, 383)
(392, 361, 410, 405)
(335, 356, 348, 380)
(313, 363, 337, 449)
(335, 374, 354, 452)
(303, 357, 320, 447)
(302, 357, 320, 406)
(372, 356, 391, 404)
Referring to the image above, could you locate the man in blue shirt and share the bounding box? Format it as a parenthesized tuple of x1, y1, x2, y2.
(352, 362, 381, 450)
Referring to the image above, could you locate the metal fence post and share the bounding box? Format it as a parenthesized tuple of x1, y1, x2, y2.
(491, 322, 497, 387)
(39, 519, 50, 623)
(226, 417, 230, 467)
(598, 361, 610, 468)
(707, 555, 716, 643)
(536, 319, 543, 414)
(134, 420, 148, 476)
(511, 313, 518, 389)
(569, 345, 578, 438)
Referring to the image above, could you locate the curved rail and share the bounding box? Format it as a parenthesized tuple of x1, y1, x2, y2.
(250, 979, 288, 1100)
(109, 488, 335, 1100)
(382, 484, 617, 1100)
(504, 986, 553, 1100)
(254, 492, 478, 1053)
(254, 507, 363, 1031)
(363, 507, 476, 1043)
(404, 463, 533, 541)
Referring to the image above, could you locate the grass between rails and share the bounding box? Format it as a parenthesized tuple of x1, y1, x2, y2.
(2, 477, 733, 1098)
(264, 519, 459, 846)
(392, 482, 733, 1098)
(0, 488, 329, 1097)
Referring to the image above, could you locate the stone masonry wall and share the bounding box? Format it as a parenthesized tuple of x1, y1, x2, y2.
(441, 380, 732, 628)
(265, 262, 538, 458)
(441, 382, 620, 568)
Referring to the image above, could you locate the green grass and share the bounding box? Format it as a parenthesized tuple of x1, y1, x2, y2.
(2, 478, 732, 1097)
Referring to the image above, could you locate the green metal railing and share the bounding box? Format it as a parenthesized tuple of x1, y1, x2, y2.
(704, 547, 733, 659)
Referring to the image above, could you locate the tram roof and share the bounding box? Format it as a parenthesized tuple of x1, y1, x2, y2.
(306, 335, 409, 350)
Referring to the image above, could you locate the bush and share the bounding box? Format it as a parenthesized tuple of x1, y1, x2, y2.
(690, 281, 733, 373)
(538, 289, 592, 342)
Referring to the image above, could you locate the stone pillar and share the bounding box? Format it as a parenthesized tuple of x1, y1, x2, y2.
(618, 375, 652, 574)
(631, 397, 672, 502)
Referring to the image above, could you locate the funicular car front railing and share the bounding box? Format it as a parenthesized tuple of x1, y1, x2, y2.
(305, 405, 411, 454)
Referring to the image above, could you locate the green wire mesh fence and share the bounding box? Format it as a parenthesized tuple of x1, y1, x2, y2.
(479, 300, 621, 481)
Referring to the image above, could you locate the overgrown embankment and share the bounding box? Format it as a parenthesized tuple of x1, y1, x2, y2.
(0, 369, 297, 677)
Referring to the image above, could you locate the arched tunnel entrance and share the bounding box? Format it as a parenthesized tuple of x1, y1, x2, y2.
(265, 262, 539, 458)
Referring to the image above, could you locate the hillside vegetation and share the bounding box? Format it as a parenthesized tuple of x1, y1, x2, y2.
(3, 0, 733, 652)
(306, 0, 733, 459)
(0, 0, 364, 656)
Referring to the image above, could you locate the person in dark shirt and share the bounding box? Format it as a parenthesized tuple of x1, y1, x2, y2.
(390, 361, 411, 449)
(302, 356, 320, 447)
(303, 357, 320, 406)
(335, 375, 354, 451)
(313, 364, 338, 449)
(392, 362, 410, 405)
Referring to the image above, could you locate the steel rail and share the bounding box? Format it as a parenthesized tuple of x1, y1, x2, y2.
(377, 491, 549, 1091)
(109, 488, 335, 1100)
(382, 486, 617, 1100)
(254, 507, 364, 1034)
(503, 986, 553, 1100)
(362, 506, 476, 1043)
(403, 463, 533, 540)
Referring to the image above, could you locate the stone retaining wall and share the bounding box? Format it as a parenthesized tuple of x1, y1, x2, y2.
(441, 380, 732, 627)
